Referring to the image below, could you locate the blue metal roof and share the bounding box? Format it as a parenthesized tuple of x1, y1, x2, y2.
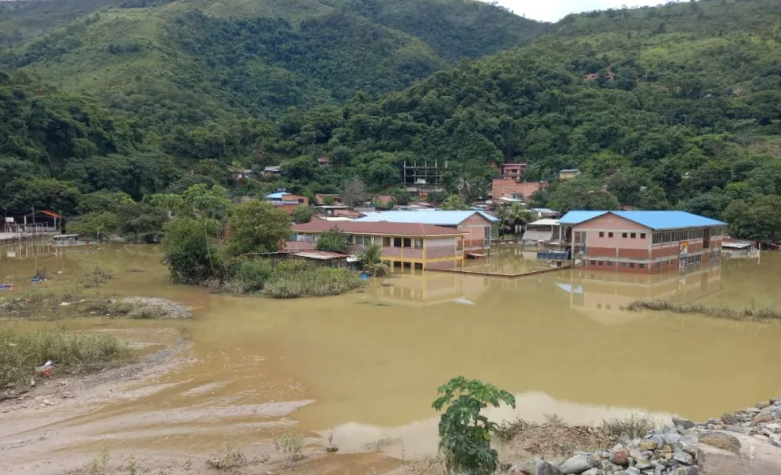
(356, 210, 499, 225)
(264, 192, 286, 199)
(559, 211, 608, 225)
(559, 210, 725, 230)
(613, 211, 725, 230)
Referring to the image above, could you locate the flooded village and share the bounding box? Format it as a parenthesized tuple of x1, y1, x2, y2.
(1, 175, 780, 475)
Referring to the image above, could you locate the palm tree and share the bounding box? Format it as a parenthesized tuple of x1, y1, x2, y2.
(439, 195, 470, 210)
(358, 243, 389, 277)
(497, 203, 533, 238)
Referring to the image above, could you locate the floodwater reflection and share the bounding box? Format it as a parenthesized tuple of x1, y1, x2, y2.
(2, 243, 781, 454)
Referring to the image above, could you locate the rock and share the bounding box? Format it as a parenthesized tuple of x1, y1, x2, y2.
(559, 454, 593, 474)
(581, 469, 602, 475)
(536, 460, 564, 475)
(664, 433, 682, 445)
(509, 463, 533, 475)
(752, 414, 773, 426)
(673, 450, 693, 465)
(673, 416, 695, 430)
(767, 423, 781, 432)
(624, 467, 641, 475)
(757, 402, 772, 410)
(639, 440, 658, 450)
(588, 453, 602, 467)
(610, 450, 629, 466)
(634, 458, 652, 470)
(745, 407, 761, 414)
(721, 413, 737, 425)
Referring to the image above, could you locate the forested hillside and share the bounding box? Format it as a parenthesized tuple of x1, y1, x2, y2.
(2, 0, 781, 240)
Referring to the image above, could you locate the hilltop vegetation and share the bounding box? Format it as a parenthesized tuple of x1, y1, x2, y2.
(2, 0, 781, 241)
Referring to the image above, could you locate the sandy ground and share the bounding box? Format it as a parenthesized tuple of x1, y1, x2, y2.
(0, 328, 401, 475)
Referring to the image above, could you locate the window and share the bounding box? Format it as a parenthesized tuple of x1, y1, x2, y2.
(598, 261, 603, 266)
(403, 238, 412, 248)
(606, 304, 611, 310)
(640, 233, 646, 239)
(393, 237, 402, 247)
(590, 260, 596, 266)
(622, 233, 628, 238)
(383, 237, 391, 247)
(597, 303, 602, 309)
(347, 235, 354, 244)
(599, 232, 604, 238)
(355, 236, 363, 245)
(414, 239, 423, 249)
(639, 263, 645, 269)
(608, 232, 614, 238)
(629, 263, 635, 268)
(630, 233, 636, 239)
(621, 262, 628, 267)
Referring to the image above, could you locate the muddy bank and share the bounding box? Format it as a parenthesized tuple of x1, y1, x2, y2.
(0, 293, 191, 320)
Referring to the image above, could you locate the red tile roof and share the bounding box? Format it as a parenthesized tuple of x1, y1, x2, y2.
(292, 219, 467, 236)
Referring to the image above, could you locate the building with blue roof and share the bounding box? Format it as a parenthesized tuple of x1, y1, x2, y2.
(558, 210, 726, 274)
(356, 210, 499, 252)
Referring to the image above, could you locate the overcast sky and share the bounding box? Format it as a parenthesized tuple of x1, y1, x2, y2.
(485, 0, 669, 22)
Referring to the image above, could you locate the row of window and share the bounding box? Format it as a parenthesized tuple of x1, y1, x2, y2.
(598, 231, 646, 239)
(348, 235, 424, 249)
(652, 229, 705, 244)
(590, 260, 646, 269)
(293, 233, 427, 249)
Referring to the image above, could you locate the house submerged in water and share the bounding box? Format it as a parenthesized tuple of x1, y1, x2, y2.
(559, 210, 725, 274)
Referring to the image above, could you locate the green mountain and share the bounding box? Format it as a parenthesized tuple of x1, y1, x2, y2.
(3, 0, 781, 242)
(0, 0, 542, 125)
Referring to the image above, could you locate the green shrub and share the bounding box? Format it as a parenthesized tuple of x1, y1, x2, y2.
(432, 377, 515, 475)
(316, 227, 348, 253)
(162, 217, 224, 284)
(236, 259, 273, 293)
(264, 267, 363, 298)
(67, 212, 118, 240)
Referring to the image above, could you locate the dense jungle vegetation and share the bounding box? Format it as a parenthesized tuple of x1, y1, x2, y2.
(2, 0, 781, 241)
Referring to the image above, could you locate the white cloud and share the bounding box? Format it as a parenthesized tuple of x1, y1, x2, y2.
(484, 0, 672, 23)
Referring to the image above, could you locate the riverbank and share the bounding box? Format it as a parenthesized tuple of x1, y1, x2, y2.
(505, 399, 781, 475)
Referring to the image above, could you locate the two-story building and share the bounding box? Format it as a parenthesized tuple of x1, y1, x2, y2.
(500, 162, 528, 181)
(355, 210, 498, 253)
(559, 211, 725, 274)
(287, 219, 469, 270)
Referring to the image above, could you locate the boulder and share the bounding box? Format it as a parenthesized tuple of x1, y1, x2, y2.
(536, 460, 564, 475)
(634, 457, 652, 470)
(581, 469, 602, 475)
(610, 450, 629, 466)
(509, 461, 534, 475)
(664, 433, 682, 445)
(673, 450, 693, 465)
(752, 414, 773, 426)
(757, 402, 771, 410)
(720, 413, 737, 425)
(639, 440, 658, 450)
(699, 432, 741, 455)
(673, 416, 695, 430)
(559, 454, 593, 474)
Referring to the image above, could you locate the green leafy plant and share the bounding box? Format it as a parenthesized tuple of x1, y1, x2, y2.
(315, 227, 348, 253)
(357, 243, 389, 277)
(432, 376, 515, 475)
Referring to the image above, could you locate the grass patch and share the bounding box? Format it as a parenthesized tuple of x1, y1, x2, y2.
(263, 267, 364, 299)
(601, 414, 658, 442)
(274, 430, 305, 467)
(207, 438, 248, 470)
(80, 267, 113, 289)
(625, 298, 781, 321)
(0, 327, 132, 388)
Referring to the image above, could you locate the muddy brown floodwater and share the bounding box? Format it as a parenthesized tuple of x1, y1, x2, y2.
(2, 242, 781, 474)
